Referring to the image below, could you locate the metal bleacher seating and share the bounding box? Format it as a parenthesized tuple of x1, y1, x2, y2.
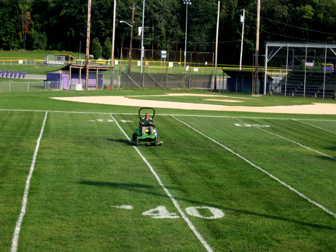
(0, 70, 27, 79)
(275, 71, 336, 99)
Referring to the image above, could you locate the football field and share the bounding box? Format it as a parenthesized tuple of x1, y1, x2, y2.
(1, 105, 335, 251)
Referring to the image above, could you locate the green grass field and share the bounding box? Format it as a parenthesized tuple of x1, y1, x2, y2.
(1, 89, 336, 251)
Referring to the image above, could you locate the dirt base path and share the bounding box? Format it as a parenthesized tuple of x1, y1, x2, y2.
(51, 95, 336, 115)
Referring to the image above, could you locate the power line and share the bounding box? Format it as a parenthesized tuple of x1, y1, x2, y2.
(263, 30, 335, 43)
(245, 10, 336, 36)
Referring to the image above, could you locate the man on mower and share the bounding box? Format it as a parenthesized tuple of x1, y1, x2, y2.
(140, 113, 155, 135)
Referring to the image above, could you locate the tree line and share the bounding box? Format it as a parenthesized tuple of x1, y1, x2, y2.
(1, 0, 336, 64)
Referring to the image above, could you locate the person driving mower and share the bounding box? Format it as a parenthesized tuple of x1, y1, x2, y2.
(132, 107, 162, 146)
(140, 113, 155, 135)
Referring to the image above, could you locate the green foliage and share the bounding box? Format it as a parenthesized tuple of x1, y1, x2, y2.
(102, 37, 112, 60)
(1, 0, 336, 65)
(297, 4, 315, 19)
(31, 29, 47, 50)
(92, 37, 102, 59)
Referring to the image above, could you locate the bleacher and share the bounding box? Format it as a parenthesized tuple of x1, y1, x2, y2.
(0, 70, 26, 79)
(274, 71, 336, 99)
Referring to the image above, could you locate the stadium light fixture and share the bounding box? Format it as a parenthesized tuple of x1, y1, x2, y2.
(120, 20, 132, 27)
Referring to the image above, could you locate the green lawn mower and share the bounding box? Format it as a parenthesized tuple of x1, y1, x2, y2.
(132, 107, 163, 146)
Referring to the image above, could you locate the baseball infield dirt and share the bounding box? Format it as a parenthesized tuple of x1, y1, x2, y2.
(51, 94, 336, 115)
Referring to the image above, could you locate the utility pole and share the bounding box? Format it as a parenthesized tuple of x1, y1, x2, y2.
(110, 0, 116, 88)
(85, 0, 92, 91)
(254, 0, 261, 94)
(214, 1, 220, 91)
(183, 0, 191, 67)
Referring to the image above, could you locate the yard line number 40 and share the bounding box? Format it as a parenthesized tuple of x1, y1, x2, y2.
(112, 205, 225, 219)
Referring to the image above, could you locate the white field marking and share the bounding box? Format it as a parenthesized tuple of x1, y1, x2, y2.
(11, 111, 49, 252)
(185, 207, 225, 219)
(234, 118, 336, 162)
(120, 120, 134, 123)
(234, 123, 270, 127)
(1, 108, 336, 122)
(142, 206, 179, 219)
(109, 114, 213, 252)
(1, 108, 336, 123)
(293, 119, 336, 135)
(111, 205, 134, 210)
(96, 119, 114, 122)
(172, 115, 336, 219)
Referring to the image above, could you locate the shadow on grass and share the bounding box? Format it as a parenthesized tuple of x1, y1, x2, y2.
(325, 146, 336, 151)
(314, 154, 336, 162)
(107, 138, 131, 145)
(80, 180, 180, 191)
(79, 180, 336, 231)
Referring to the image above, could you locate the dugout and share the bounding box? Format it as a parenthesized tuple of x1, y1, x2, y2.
(223, 70, 271, 94)
(264, 42, 336, 98)
(46, 64, 113, 90)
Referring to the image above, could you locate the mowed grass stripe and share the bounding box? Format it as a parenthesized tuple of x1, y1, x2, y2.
(112, 113, 336, 251)
(176, 115, 336, 213)
(11, 111, 48, 252)
(234, 117, 336, 161)
(0, 111, 47, 251)
(175, 115, 336, 213)
(15, 112, 203, 251)
(174, 115, 336, 218)
(293, 119, 336, 135)
(110, 114, 213, 252)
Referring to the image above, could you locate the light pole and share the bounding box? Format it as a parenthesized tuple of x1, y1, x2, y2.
(110, 0, 116, 88)
(214, 1, 220, 90)
(183, 0, 191, 67)
(120, 5, 134, 74)
(140, 0, 145, 73)
(239, 9, 245, 71)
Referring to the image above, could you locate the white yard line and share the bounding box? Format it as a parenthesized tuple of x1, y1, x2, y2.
(172, 115, 336, 219)
(1, 108, 336, 122)
(234, 118, 336, 161)
(109, 114, 213, 252)
(292, 119, 336, 135)
(11, 111, 49, 252)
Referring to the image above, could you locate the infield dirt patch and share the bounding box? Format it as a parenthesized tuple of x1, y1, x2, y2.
(51, 94, 336, 115)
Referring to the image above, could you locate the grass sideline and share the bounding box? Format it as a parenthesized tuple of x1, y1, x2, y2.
(1, 90, 336, 251)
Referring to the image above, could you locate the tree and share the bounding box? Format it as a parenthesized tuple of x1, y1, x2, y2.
(102, 37, 112, 59)
(92, 37, 102, 59)
(20, 11, 32, 49)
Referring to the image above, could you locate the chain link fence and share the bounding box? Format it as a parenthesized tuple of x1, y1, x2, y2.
(119, 72, 225, 90)
(0, 81, 45, 92)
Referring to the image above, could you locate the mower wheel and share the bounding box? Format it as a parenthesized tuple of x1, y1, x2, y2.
(132, 133, 137, 141)
(134, 140, 139, 146)
(156, 134, 160, 141)
(154, 140, 159, 147)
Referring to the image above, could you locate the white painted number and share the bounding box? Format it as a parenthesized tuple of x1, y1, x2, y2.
(97, 119, 114, 122)
(185, 206, 225, 219)
(235, 123, 270, 128)
(88, 119, 114, 122)
(142, 206, 179, 219)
